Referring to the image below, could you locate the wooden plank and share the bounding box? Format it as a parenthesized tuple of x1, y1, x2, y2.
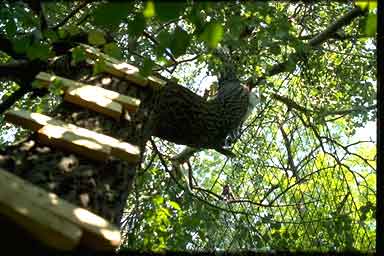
(36, 72, 140, 114)
(0, 169, 121, 251)
(5, 110, 141, 163)
(148, 74, 167, 87)
(66, 84, 140, 113)
(37, 123, 140, 163)
(37, 124, 111, 162)
(80, 44, 166, 88)
(0, 168, 82, 250)
(104, 62, 148, 87)
(64, 86, 123, 121)
(111, 141, 141, 163)
(35, 72, 85, 89)
(61, 123, 141, 163)
(4, 109, 64, 131)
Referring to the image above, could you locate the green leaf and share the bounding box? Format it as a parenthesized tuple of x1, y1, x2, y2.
(50, 78, 65, 95)
(276, 30, 289, 40)
(271, 222, 281, 229)
(143, 1, 155, 18)
(188, 6, 204, 34)
(103, 43, 123, 60)
(152, 195, 164, 205)
(285, 58, 297, 73)
(155, 31, 172, 56)
(169, 201, 181, 211)
(57, 28, 68, 39)
(356, 1, 368, 10)
(12, 37, 31, 54)
(365, 14, 377, 37)
(66, 25, 82, 36)
(43, 30, 59, 43)
(140, 58, 155, 77)
(356, 1, 377, 11)
(93, 3, 131, 29)
(6, 19, 17, 36)
(270, 44, 281, 55)
(71, 46, 87, 64)
(169, 26, 190, 58)
(88, 30, 106, 46)
(93, 60, 106, 75)
(200, 22, 224, 48)
(155, 2, 185, 21)
(229, 16, 242, 39)
(32, 80, 43, 89)
(26, 43, 51, 61)
(128, 14, 146, 37)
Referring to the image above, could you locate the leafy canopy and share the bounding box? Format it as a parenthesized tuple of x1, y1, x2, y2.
(0, 1, 376, 252)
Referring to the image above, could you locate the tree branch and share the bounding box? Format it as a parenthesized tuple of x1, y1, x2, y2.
(321, 104, 377, 117)
(171, 146, 200, 163)
(271, 91, 376, 119)
(279, 125, 299, 179)
(249, 6, 367, 89)
(298, 33, 369, 41)
(155, 17, 185, 35)
(153, 55, 200, 72)
(0, 83, 32, 114)
(24, 0, 48, 30)
(142, 30, 177, 63)
(0, 34, 27, 59)
(271, 93, 312, 114)
(51, 1, 90, 30)
(0, 60, 47, 114)
(308, 7, 366, 46)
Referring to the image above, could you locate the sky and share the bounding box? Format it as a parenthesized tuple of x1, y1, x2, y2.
(354, 120, 376, 142)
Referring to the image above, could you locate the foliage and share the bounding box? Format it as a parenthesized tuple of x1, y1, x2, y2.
(0, 1, 377, 253)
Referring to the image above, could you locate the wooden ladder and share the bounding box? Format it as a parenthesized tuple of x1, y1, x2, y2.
(0, 44, 166, 251)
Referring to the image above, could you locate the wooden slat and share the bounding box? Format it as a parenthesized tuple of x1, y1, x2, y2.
(4, 109, 64, 131)
(0, 168, 82, 250)
(5, 110, 141, 163)
(35, 72, 141, 117)
(36, 72, 122, 120)
(64, 86, 123, 121)
(66, 84, 140, 112)
(80, 44, 166, 88)
(103, 62, 148, 87)
(148, 75, 167, 88)
(0, 169, 121, 251)
(38, 124, 140, 163)
(37, 124, 111, 162)
(35, 72, 86, 89)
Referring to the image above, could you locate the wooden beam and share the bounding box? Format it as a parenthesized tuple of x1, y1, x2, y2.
(4, 109, 64, 131)
(0, 169, 82, 250)
(35, 72, 87, 89)
(37, 124, 111, 162)
(35, 72, 141, 118)
(64, 86, 123, 121)
(4, 110, 141, 163)
(66, 84, 140, 112)
(0, 168, 121, 251)
(79, 44, 166, 88)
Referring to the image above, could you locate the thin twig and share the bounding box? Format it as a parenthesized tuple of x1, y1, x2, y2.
(142, 30, 177, 63)
(51, 1, 90, 30)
